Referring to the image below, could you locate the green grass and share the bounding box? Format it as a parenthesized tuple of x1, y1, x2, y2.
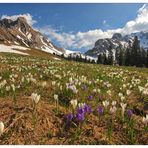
(0, 53, 147, 144)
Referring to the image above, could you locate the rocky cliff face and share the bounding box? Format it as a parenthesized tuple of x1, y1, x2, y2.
(85, 32, 148, 57)
(0, 17, 65, 55)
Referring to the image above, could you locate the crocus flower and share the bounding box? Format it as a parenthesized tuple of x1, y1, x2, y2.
(70, 99, 78, 110)
(118, 92, 123, 97)
(110, 106, 117, 114)
(6, 86, 10, 91)
(31, 93, 40, 104)
(112, 101, 117, 106)
(54, 94, 58, 102)
(142, 114, 148, 125)
(0, 121, 4, 136)
(88, 95, 93, 101)
(107, 90, 111, 96)
(77, 107, 84, 114)
(120, 96, 125, 102)
(76, 112, 85, 122)
(126, 90, 131, 96)
(66, 113, 73, 123)
(127, 109, 133, 118)
(102, 100, 109, 108)
(93, 89, 97, 93)
(84, 104, 92, 114)
(68, 85, 78, 94)
(120, 102, 127, 118)
(78, 103, 85, 108)
(11, 84, 15, 92)
(98, 106, 104, 115)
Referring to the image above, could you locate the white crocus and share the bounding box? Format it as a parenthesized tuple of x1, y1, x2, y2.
(120, 96, 125, 102)
(120, 102, 127, 118)
(93, 89, 97, 93)
(70, 99, 78, 109)
(142, 114, 148, 125)
(54, 94, 59, 109)
(110, 106, 117, 114)
(6, 86, 10, 91)
(0, 121, 4, 136)
(31, 93, 40, 104)
(126, 90, 131, 96)
(112, 101, 117, 106)
(118, 92, 123, 97)
(107, 90, 111, 96)
(103, 100, 109, 108)
(138, 86, 144, 93)
(11, 84, 15, 92)
(78, 103, 85, 108)
(54, 94, 58, 102)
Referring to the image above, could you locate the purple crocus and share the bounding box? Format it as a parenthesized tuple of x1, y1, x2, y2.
(88, 95, 93, 101)
(98, 106, 104, 115)
(77, 107, 84, 114)
(84, 104, 92, 114)
(127, 109, 133, 118)
(76, 112, 85, 121)
(66, 113, 73, 123)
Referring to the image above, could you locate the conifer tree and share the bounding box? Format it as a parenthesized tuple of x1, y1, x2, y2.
(108, 46, 114, 65)
(131, 36, 140, 66)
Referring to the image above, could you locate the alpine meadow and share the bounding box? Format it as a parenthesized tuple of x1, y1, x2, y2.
(0, 3, 147, 145)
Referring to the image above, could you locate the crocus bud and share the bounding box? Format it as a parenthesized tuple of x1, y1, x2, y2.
(142, 114, 148, 125)
(103, 100, 109, 108)
(127, 109, 133, 118)
(70, 99, 78, 109)
(112, 101, 117, 106)
(31, 93, 40, 104)
(110, 106, 117, 114)
(120, 102, 127, 118)
(0, 121, 4, 136)
(54, 94, 58, 102)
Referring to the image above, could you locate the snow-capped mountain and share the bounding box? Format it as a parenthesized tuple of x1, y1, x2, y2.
(125, 31, 148, 49)
(0, 17, 65, 55)
(85, 32, 148, 57)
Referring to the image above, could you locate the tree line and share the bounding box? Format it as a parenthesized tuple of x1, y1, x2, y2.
(57, 35, 148, 67)
(60, 53, 96, 64)
(97, 36, 148, 67)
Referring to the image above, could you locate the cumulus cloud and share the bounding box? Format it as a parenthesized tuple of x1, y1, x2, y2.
(3, 5, 148, 51)
(1, 13, 37, 26)
(39, 4, 148, 51)
(39, 26, 76, 48)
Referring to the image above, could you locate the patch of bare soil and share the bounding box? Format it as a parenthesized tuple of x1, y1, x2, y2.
(0, 97, 147, 145)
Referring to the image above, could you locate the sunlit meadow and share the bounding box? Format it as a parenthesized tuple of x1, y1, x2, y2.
(0, 53, 147, 144)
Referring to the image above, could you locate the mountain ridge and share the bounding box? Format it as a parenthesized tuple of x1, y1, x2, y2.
(85, 32, 148, 57)
(0, 17, 65, 55)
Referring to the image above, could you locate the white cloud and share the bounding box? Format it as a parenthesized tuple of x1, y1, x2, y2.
(38, 26, 76, 48)
(1, 13, 37, 26)
(39, 4, 148, 51)
(3, 4, 145, 52)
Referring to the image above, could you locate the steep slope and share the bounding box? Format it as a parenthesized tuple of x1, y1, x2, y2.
(0, 17, 65, 55)
(85, 32, 148, 57)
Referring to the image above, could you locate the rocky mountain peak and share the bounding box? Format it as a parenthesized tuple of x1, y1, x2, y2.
(0, 17, 65, 55)
(112, 33, 123, 41)
(85, 31, 148, 57)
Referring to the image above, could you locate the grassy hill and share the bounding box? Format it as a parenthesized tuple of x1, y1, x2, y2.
(0, 53, 147, 144)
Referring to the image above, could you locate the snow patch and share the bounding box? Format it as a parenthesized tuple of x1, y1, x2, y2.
(0, 44, 29, 55)
(27, 33, 32, 40)
(53, 57, 61, 60)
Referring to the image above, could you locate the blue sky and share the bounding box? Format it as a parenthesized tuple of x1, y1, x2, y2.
(0, 3, 147, 52)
